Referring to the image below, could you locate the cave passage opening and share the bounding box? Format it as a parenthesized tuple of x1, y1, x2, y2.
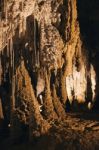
(77, 0, 99, 110)
(77, 0, 99, 50)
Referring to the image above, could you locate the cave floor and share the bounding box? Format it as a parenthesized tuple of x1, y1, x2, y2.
(1, 112, 99, 150)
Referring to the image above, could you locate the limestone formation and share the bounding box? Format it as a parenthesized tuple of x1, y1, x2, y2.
(0, 0, 99, 142)
(0, 98, 3, 120)
(43, 71, 58, 121)
(11, 60, 50, 139)
(52, 85, 66, 119)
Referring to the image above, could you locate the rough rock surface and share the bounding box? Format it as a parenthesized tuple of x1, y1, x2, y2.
(1, 113, 99, 150)
(0, 0, 96, 112)
(0, 0, 99, 149)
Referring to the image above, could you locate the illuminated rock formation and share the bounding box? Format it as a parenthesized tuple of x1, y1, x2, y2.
(0, 0, 99, 141)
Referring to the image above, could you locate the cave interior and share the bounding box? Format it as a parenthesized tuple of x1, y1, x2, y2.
(1, 0, 99, 148)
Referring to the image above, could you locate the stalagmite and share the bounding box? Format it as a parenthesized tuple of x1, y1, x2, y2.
(33, 17, 37, 66)
(11, 60, 50, 140)
(43, 71, 58, 121)
(60, 70, 68, 106)
(29, 82, 50, 139)
(90, 64, 96, 101)
(11, 42, 15, 110)
(0, 98, 3, 120)
(52, 85, 66, 119)
(0, 52, 2, 85)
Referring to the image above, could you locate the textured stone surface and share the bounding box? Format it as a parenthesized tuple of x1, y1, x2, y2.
(0, 0, 99, 146)
(0, 0, 96, 106)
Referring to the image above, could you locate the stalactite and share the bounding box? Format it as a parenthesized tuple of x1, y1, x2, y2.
(33, 17, 37, 66)
(3, 0, 7, 22)
(37, 50, 40, 67)
(39, 21, 45, 66)
(10, 37, 13, 69)
(36, 73, 45, 97)
(0, 52, 2, 85)
(11, 44, 15, 110)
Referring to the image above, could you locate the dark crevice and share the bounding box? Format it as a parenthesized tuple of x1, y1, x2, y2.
(77, 0, 99, 109)
(77, 0, 99, 49)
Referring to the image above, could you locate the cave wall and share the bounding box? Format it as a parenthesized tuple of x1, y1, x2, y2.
(0, 0, 99, 140)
